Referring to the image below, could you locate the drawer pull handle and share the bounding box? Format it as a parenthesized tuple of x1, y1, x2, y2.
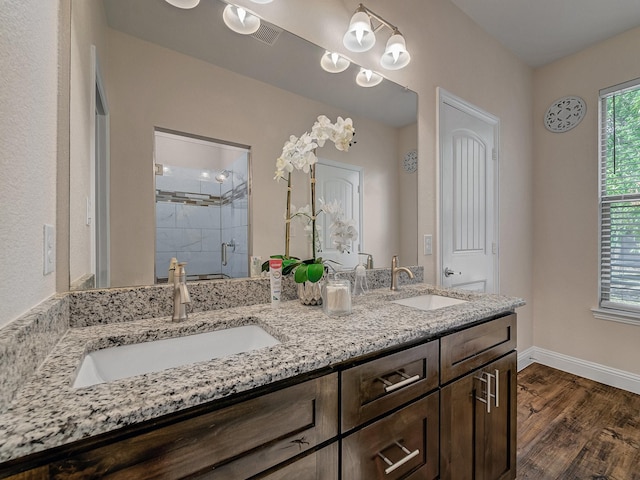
(377, 441, 420, 475)
(378, 371, 421, 393)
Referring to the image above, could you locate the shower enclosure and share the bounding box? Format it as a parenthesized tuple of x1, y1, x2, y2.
(154, 130, 250, 282)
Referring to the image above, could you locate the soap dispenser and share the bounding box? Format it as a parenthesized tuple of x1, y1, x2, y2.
(353, 263, 369, 295)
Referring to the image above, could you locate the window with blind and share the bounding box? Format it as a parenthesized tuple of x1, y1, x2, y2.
(599, 78, 640, 317)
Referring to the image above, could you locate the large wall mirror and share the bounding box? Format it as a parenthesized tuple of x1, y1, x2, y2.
(69, 0, 418, 290)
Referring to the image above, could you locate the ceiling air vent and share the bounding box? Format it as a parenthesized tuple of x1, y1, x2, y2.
(251, 22, 282, 46)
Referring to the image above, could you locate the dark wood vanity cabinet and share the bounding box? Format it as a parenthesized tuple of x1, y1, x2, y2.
(440, 314, 518, 480)
(3, 313, 519, 480)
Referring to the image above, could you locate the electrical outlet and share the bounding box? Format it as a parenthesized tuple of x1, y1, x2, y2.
(43, 224, 55, 275)
(423, 234, 432, 255)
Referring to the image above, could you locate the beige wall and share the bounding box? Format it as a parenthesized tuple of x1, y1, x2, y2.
(236, 0, 535, 352)
(398, 123, 419, 266)
(0, 0, 60, 328)
(69, 0, 109, 286)
(106, 29, 404, 287)
(533, 26, 640, 374)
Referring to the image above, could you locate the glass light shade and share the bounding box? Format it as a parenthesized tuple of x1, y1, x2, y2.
(343, 11, 375, 52)
(380, 33, 411, 70)
(164, 0, 200, 8)
(356, 68, 383, 87)
(249, 0, 273, 3)
(320, 51, 351, 73)
(223, 5, 261, 35)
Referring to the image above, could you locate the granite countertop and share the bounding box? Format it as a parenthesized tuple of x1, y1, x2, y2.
(0, 284, 524, 464)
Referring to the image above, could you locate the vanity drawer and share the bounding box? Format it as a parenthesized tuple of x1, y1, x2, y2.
(342, 392, 439, 480)
(47, 374, 338, 480)
(341, 340, 439, 432)
(440, 313, 516, 384)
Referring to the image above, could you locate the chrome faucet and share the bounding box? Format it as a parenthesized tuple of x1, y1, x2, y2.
(173, 262, 191, 322)
(391, 255, 414, 291)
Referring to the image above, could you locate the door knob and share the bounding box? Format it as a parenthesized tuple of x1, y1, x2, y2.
(444, 267, 461, 277)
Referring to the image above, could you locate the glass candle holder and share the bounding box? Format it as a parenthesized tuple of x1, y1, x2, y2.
(322, 279, 352, 316)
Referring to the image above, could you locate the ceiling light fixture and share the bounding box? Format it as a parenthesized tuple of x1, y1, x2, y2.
(343, 3, 411, 70)
(320, 51, 351, 73)
(222, 4, 261, 35)
(164, 0, 200, 8)
(215, 170, 230, 183)
(343, 7, 375, 52)
(380, 30, 411, 70)
(249, 0, 273, 3)
(355, 68, 383, 88)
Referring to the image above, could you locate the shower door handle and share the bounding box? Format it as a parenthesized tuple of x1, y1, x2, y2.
(222, 242, 228, 266)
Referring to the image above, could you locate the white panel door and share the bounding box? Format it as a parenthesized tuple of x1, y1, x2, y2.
(316, 160, 362, 270)
(440, 95, 498, 293)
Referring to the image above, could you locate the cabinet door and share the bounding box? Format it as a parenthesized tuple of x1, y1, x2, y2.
(256, 443, 338, 480)
(342, 393, 439, 480)
(440, 352, 516, 480)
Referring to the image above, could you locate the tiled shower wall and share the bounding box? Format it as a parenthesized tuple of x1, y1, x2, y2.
(155, 156, 248, 280)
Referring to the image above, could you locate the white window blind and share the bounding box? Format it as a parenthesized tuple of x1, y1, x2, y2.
(599, 78, 640, 314)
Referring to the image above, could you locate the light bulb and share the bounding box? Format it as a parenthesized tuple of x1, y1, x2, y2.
(343, 11, 375, 52)
(222, 4, 261, 35)
(355, 68, 383, 87)
(320, 51, 351, 73)
(380, 32, 411, 70)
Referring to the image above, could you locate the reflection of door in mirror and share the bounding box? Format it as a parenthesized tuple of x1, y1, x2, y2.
(316, 160, 363, 271)
(154, 130, 250, 283)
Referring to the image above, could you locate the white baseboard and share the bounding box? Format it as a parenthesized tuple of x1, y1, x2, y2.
(517, 347, 536, 371)
(518, 346, 640, 395)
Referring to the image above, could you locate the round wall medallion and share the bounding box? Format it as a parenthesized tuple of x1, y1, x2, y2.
(544, 96, 586, 133)
(403, 150, 418, 173)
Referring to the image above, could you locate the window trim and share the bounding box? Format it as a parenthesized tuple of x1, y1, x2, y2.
(595, 77, 640, 325)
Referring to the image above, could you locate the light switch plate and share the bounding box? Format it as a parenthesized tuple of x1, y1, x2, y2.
(423, 234, 432, 256)
(44, 224, 55, 275)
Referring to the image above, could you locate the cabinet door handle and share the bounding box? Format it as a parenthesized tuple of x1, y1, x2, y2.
(475, 370, 500, 413)
(377, 371, 421, 393)
(377, 441, 420, 475)
(494, 369, 500, 408)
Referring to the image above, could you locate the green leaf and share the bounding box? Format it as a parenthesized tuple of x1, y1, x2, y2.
(294, 264, 308, 283)
(307, 263, 324, 283)
(283, 260, 301, 276)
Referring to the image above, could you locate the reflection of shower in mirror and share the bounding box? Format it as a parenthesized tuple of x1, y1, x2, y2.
(154, 130, 250, 283)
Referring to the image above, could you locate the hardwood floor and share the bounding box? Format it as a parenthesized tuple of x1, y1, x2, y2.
(517, 363, 640, 479)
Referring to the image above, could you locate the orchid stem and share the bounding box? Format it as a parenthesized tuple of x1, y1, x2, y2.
(285, 172, 292, 258)
(310, 163, 317, 261)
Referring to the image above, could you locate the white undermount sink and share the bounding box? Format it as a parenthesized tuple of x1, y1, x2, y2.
(73, 325, 280, 388)
(392, 294, 468, 311)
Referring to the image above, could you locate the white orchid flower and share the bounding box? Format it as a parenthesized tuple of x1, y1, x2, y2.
(312, 115, 333, 147)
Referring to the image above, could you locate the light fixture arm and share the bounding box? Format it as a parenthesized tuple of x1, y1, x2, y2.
(354, 3, 402, 36)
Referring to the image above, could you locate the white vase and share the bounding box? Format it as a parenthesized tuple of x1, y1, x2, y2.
(297, 281, 323, 306)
